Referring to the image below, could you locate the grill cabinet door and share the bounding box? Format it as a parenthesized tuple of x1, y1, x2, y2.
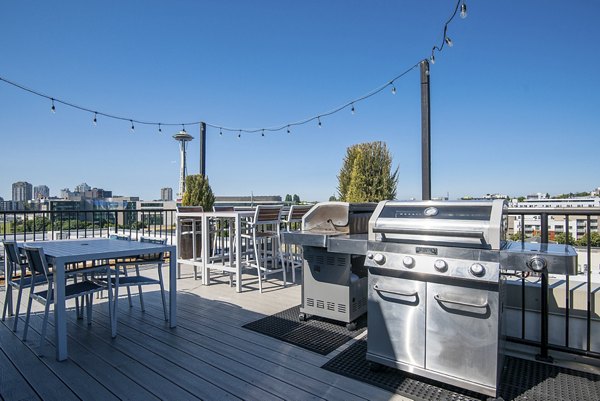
(367, 273, 426, 368)
(426, 282, 499, 388)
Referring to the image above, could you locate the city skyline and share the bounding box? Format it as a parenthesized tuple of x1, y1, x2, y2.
(1, 1, 599, 201)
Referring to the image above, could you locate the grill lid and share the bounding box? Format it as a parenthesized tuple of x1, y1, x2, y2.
(368, 199, 507, 249)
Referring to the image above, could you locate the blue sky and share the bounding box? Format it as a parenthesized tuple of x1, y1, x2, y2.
(1, 1, 599, 202)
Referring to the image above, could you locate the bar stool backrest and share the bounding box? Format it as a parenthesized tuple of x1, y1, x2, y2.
(177, 206, 204, 213)
(2, 241, 22, 279)
(254, 205, 283, 225)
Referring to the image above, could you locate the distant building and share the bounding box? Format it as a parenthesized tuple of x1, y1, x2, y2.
(214, 195, 282, 208)
(0, 200, 24, 211)
(84, 188, 112, 199)
(161, 187, 173, 201)
(60, 188, 71, 199)
(74, 183, 91, 193)
(12, 181, 32, 202)
(34, 185, 50, 199)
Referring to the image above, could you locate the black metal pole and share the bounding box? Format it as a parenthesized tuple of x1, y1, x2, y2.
(199, 122, 206, 177)
(420, 60, 431, 201)
(536, 212, 553, 363)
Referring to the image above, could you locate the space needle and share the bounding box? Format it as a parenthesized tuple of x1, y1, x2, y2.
(173, 129, 194, 200)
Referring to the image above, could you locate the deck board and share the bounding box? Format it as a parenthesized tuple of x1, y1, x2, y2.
(0, 271, 404, 401)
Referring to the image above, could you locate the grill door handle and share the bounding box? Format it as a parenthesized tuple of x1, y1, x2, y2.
(373, 284, 418, 298)
(434, 294, 488, 308)
(372, 227, 485, 240)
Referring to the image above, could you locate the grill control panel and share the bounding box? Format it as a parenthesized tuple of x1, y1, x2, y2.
(366, 243, 500, 283)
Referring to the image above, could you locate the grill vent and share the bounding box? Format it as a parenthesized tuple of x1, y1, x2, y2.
(327, 302, 335, 311)
(316, 255, 325, 264)
(317, 300, 325, 309)
(306, 298, 314, 307)
(338, 304, 347, 314)
(336, 257, 347, 267)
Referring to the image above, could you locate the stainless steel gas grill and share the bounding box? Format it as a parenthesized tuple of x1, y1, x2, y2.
(365, 199, 576, 398)
(281, 202, 376, 329)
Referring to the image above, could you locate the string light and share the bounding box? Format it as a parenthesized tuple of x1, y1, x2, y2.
(182, 124, 186, 132)
(93, 112, 97, 126)
(0, 0, 466, 138)
(261, 129, 265, 137)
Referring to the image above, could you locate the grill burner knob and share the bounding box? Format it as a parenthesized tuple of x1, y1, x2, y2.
(367, 253, 374, 259)
(527, 256, 547, 272)
(402, 256, 415, 268)
(434, 259, 447, 272)
(470, 263, 486, 277)
(374, 253, 386, 265)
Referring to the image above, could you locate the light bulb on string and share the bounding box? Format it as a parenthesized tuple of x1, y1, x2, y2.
(390, 82, 397, 95)
(158, 123, 162, 133)
(182, 124, 186, 133)
(50, 98, 56, 113)
(219, 128, 223, 136)
(318, 117, 322, 128)
(93, 112, 97, 126)
(287, 125, 291, 134)
(261, 129, 265, 137)
(445, 37, 453, 47)
(351, 103, 355, 114)
(460, 3, 467, 19)
(430, 54, 435, 64)
(238, 130, 241, 139)
(130, 120, 135, 132)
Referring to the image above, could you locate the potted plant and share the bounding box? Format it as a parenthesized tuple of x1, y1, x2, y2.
(178, 174, 215, 260)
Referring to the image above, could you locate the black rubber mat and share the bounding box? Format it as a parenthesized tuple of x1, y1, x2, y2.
(322, 338, 600, 401)
(242, 305, 366, 355)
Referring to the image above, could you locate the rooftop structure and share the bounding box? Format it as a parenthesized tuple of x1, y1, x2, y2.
(12, 181, 32, 202)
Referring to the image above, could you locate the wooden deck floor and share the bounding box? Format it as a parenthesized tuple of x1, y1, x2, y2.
(0, 268, 407, 401)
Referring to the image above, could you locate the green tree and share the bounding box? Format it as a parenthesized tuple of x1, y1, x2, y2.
(517, 196, 526, 202)
(338, 141, 398, 202)
(328, 195, 337, 201)
(510, 232, 523, 241)
(285, 194, 292, 202)
(576, 232, 600, 247)
(554, 232, 575, 245)
(182, 174, 215, 211)
(292, 194, 300, 204)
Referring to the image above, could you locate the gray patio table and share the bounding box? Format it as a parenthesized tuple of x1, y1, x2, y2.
(19, 238, 177, 361)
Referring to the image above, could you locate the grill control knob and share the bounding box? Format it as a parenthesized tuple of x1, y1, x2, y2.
(470, 263, 486, 277)
(373, 253, 386, 265)
(527, 256, 547, 272)
(434, 259, 448, 272)
(402, 256, 415, 268)
(367, 253, 374, 260)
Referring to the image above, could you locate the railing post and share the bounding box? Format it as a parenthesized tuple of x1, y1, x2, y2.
(536, 212, 553, 363)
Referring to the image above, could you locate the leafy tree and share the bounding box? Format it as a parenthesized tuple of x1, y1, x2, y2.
(182, 174, 215, 211)
(554, 232, 575, 245)
(285, 194, 292, 202)
(337, 141, 398, 202)
(517, 196, 526, 202)
(292, 194, 300, 204)
(576, 232, 600, 247)
(328, 195, 337, 201)
(510, 232, 523, 241)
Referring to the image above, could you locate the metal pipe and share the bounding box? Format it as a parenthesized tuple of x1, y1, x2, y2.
(200, 121, 206, 177)
(536, 212, 553, 362)
(420, 60, 431, 201)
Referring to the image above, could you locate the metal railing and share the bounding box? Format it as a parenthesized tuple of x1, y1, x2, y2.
(1, 208, 177, 244)
(505, 207, 600, 359)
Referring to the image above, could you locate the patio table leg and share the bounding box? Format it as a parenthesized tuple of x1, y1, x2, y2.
(54, 259, 68, 361)
(169, 246, 177, 328)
